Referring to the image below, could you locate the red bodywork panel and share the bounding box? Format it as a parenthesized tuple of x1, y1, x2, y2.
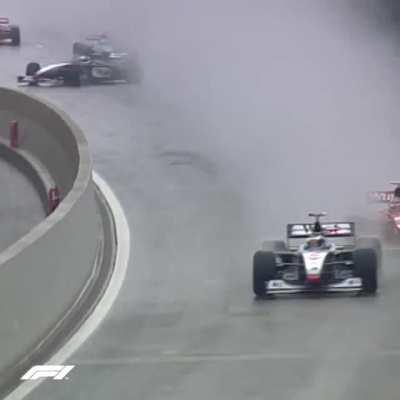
(385, 205, 400, 233)
(368, 189, 400, 234)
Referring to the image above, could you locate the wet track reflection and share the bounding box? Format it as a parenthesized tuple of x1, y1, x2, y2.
(3, 1, 400, 399)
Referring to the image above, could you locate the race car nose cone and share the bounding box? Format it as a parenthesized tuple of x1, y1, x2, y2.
(306, 274, 321, 284)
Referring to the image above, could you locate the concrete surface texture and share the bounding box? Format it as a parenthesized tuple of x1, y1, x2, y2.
(0, 89, 101, 384)
(0, 154, 44, 252)
(3, 0, 400, 399)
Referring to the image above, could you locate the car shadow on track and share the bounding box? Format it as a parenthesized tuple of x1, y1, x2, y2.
(253, 291, 379, 303)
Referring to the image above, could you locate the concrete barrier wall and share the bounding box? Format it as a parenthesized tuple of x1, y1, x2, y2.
(0, 90, 81, 195)
(0, 87, 101, 372)
(0, 140, 50, 213)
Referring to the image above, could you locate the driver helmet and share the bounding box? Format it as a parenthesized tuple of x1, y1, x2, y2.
(79, 55, 91, 63)
(306, 235, 325, 250)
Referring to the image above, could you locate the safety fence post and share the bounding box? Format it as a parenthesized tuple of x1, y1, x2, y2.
(9, 120, 19, 148)
(48, 187, 60, 214)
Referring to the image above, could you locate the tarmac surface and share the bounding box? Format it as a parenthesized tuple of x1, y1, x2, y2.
(3, 2, 400, 399)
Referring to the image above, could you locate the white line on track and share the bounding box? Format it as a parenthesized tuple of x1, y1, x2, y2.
(5, 172, 131, 400)
(73, 348, 400, 365)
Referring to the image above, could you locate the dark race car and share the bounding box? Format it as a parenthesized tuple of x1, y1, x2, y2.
(367, 182, 400, 238)
(0, 18, 20, 46)
(17, 56, 139, 87)
(72, 34, 128, 60)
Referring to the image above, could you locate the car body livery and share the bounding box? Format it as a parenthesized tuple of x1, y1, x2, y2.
(0, 18, 20, 46)
(252, 213, 381, 297)
(368, 182, 400, 237)
(17, 56, 137, 87)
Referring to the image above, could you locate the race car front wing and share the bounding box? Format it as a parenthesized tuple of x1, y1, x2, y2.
(266, 277, 362, 294)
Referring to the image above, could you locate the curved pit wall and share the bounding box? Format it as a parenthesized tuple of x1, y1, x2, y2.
(0, 87, 101, 377)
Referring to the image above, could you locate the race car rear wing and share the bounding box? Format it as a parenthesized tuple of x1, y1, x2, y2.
(367, 191, 394, 203)
(286, 222, 355, 249)
(0, 18, 10, 24)
(86, 33, 108, 41)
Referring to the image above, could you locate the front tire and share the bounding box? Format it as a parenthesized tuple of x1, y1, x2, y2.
(354, 247, 378, 294)
(72, 42, 92, 57)
(26, 62, 40, 76)
(125, 64, 142, 84)
(262, 240, 287, 252)
(253, 251, 276, 297)
(356, 237, 382, 268)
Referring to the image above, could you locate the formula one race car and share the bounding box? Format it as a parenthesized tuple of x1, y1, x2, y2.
(72, 34, 128, 60)
(0, 18, 20, 46)
(253, 213, 381, 297)
(17, 56, 139, 86)
(368, 182, 400, 237)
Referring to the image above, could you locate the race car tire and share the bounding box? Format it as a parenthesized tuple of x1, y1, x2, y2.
(383, 222, 394, 242)
(10, 25, 20, 46)
(125, 63, 143, 84)
(356, 237, 382, 268)
(63, 70, 81, 87)
(382, 222, 400, 244)
(253, 251, 276, 297)
(73, 42, 92, 56)
(262, 240, 287, 252)
(119, 53, 142, 84)
(26, 62, 40, 76)
(353, 247, 378, 294)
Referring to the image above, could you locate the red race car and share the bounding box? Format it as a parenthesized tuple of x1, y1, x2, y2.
(0, 18, 20, 46)
(368, 182, 400, 237)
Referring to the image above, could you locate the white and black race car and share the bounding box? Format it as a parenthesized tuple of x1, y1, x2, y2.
(253, 213, 382, 297)
(17, 56, 139, 87)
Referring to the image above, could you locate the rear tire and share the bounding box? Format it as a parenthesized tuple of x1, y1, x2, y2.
(120, 54, 142, 84)
(63, 70, 81, 87)
(354, 247, 378, 294)
(72, 42, 91, 57)
(10, 26, 20, 46)
(26, 62, 40, 76)
(262, 240, 287, 252)
(253, 251, 276, 297)
(125, 64, 142, 84)
(383, 222, 394, 242)
(356, 237, 382, 268)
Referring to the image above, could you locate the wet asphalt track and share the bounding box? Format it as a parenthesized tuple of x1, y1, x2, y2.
(4, 2, 400, 399)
